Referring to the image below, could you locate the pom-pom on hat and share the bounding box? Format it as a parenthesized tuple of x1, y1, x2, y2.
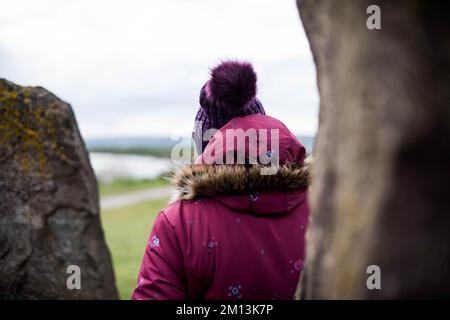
(206, 60, 257, 114)
(194, 60, 266, 154)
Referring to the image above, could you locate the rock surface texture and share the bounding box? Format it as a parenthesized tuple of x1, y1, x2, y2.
(0, 79, 118, 299)
(296, 0, 450, 298)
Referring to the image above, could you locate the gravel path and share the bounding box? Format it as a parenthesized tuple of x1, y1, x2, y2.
(100, 186, 173, 210)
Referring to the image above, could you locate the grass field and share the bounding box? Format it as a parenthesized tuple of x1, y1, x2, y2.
(101, 197, 169, 300)
(99, 177, 169, 197)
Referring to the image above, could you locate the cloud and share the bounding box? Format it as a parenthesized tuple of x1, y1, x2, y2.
(0, 0, 318, 138)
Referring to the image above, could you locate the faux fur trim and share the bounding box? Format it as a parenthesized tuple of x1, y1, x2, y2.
(169, 157, 312, 202)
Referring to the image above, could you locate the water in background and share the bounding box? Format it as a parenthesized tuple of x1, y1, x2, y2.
(89, 152, 172, 183)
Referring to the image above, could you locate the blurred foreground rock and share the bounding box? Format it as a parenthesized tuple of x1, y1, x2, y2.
(297, 0, 450, 298)
(0, 79, 118, 299)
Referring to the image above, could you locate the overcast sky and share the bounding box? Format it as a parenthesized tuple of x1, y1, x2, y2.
(0, 0, 318, 139)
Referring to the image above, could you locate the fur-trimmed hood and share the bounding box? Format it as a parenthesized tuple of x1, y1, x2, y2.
(169, 157, 311, 203)
(171, 113, 311, 213)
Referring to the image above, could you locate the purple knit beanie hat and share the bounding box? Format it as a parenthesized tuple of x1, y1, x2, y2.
(193, 61, 266, 153)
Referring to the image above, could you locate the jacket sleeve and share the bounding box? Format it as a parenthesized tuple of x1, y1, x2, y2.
(131, 211, 187, 300)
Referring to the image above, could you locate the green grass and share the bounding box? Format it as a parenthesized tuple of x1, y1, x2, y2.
(99, 177, 169, 197)
(101, 198, 169, 300)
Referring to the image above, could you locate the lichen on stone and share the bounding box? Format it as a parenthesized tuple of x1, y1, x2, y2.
(0, 80, 72, 176)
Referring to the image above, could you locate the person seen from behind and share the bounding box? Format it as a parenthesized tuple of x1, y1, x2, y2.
(132, 60, 310, 300)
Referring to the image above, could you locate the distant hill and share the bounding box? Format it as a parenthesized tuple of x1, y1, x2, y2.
(85, 136, 181, 150)
(86, 135, 315, 157)
(296, 135, 315, 154)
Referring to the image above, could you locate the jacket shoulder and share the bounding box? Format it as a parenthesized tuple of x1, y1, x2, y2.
(161, 199, 208, 228)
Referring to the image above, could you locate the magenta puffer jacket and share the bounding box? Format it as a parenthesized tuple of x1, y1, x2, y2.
(132, 114, 310, 300)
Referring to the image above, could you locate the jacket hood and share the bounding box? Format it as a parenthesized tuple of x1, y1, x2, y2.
(169, 159, 311, 214)
(172, 114, 310, 214)
(196, 114, 306, 166)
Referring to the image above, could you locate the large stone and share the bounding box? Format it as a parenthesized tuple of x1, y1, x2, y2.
(0, 79, 118, 299)
(296, 0, 450, 298)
